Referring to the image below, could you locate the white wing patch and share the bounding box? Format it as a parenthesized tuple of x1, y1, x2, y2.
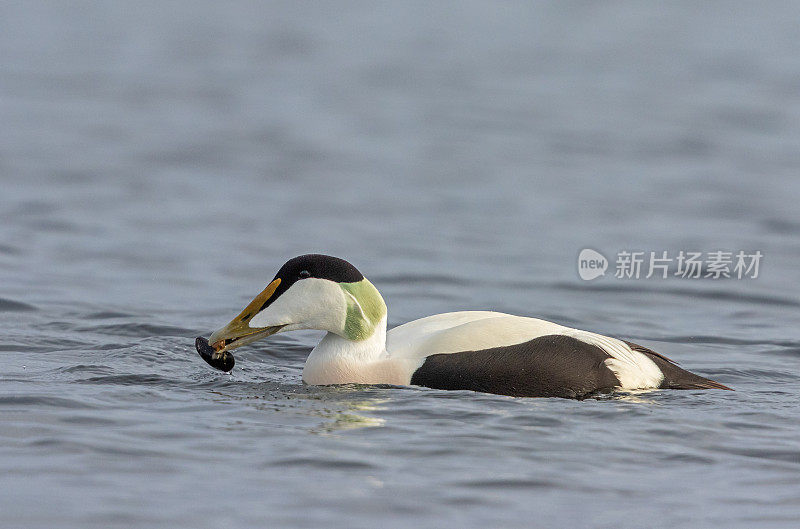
(561, 330, 664, 389)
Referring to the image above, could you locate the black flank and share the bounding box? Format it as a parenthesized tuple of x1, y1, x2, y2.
(410, 334, 621, 399)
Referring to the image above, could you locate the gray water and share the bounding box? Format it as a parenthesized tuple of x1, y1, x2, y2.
(2, 2, 800, 528)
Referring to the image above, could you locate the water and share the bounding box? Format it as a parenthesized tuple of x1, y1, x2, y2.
(2, 2, 800, 527)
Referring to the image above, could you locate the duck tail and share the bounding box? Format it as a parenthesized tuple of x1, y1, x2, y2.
(622, 340, 734, 391)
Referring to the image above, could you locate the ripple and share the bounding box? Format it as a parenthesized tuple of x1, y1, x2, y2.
(90, 342, 137, 351)
(495, 415, 565, 428)
(79, 373, 174, 386)
(58, 415, 119, 426)
(760, 218, 800, 235)
(762, 347, 800, 358)
(722, 421, 780, 432)
(457, 478, 556, 489)
(717, 447, 800, 465)
(0, 395, 94, 409)
(0, 243, 22, 255)
(83, 311, 136, 320)
(269, 457, 377, 470)
(250, 339, 312, 361)
(0, 297, 36, 312)
(659, 453, 715, 464)
(712, 368, 800, 382)
(75, 323, 199, 338)
(57, 364, 116, 376)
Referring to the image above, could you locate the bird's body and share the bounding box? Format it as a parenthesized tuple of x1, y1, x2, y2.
(198, 254, 731, 398)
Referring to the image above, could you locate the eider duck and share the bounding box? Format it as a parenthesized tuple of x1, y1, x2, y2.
(196, 254, 731, 398)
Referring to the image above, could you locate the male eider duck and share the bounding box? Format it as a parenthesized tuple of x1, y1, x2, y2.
(196, 254, 731, 398)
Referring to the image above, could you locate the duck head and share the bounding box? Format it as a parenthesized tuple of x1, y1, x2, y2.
(198, 254, 386, 372)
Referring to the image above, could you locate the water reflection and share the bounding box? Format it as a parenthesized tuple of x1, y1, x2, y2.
(210, 383, 388, 433)
(287, 384, 388, 434)
(308, 402, 387, 434)
(599, 389, 660, 405)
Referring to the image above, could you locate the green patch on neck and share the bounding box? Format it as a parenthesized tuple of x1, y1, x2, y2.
(340, 279, 387, 341)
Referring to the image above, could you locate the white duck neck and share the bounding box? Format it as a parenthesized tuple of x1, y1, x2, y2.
(302, 315, 389, 385)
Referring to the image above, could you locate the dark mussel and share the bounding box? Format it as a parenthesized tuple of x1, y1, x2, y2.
(196, 336, 235, 372)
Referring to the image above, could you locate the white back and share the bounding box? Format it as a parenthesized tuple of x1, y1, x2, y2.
(386, 311, 664, 389)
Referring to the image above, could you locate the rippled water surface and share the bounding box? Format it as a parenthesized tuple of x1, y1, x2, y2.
(2, 2, 800, 528)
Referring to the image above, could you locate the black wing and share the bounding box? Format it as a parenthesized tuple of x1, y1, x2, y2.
(410, 334, 621, 398)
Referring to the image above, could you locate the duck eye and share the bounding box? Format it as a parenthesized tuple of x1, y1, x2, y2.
(299, 270, 311, 279)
